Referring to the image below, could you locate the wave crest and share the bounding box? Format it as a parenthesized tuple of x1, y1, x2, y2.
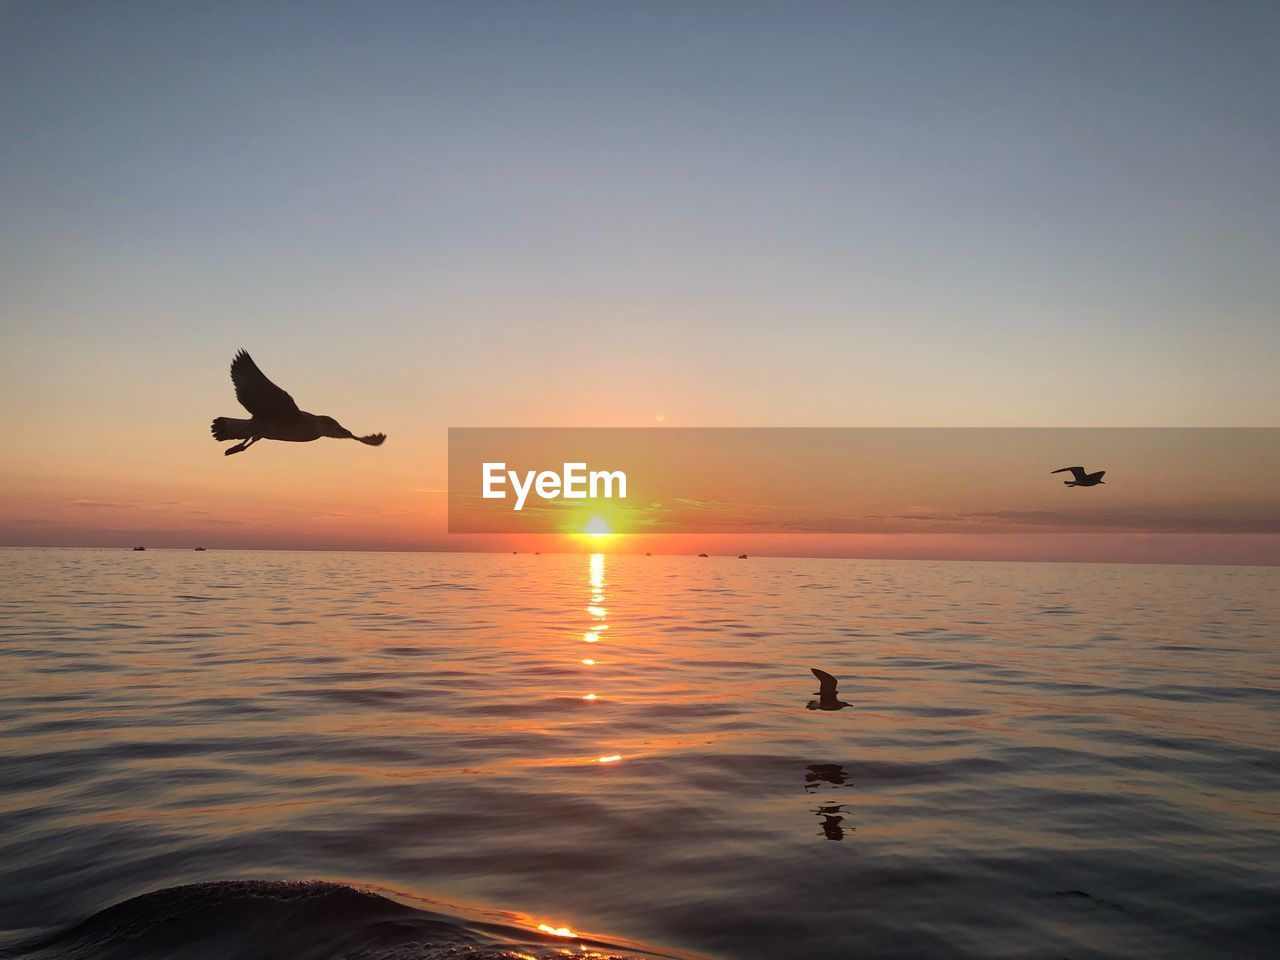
(5, 880, 682, 960)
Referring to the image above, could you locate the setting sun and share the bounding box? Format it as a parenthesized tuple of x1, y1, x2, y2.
(585, 517, 611, 537)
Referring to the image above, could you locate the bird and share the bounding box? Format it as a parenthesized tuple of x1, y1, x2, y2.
(211, 350, 386, 456)
(1051, 466, 1105, 487)
(807, 668, 851, 711)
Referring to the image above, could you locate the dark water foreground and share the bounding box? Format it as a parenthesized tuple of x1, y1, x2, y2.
(0, 549, 1277, 958)
(3, 879, 679, 960)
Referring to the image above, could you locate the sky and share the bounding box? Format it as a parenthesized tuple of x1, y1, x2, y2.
(1, 1, 1277, 560)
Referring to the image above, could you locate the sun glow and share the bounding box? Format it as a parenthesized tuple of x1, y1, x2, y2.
(585, 517, 611, 537)
(598, 755, 622, 763)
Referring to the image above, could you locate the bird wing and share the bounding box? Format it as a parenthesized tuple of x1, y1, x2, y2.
(811, 668, 839, 696)
(1051, 466, 1088, 481)
(230, 350, 300, 418)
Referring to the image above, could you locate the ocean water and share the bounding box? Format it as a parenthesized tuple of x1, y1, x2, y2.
(0, 548, 1276, 959)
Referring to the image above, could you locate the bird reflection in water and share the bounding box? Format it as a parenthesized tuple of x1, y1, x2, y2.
(804, 763, 852, 792)
(814, 804, 849, 841)
(806, 764, 854, 841)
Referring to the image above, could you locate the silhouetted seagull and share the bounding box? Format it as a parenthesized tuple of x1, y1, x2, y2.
(211, 350, 386, 456)
(1051, 466, 1106, 487)
(807, 668, 851, 711)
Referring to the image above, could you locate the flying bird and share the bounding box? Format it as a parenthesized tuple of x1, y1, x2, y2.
(807, 668, 851, 711)
(1051, 466, 1105, 487)
(211, 350, 386, 456)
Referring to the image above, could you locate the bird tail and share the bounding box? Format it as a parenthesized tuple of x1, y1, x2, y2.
(211, 417, 253, 441)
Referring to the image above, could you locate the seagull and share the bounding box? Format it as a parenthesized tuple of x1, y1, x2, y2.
(1051, 466, 1105, 487)
(807, 668, 851, 711)
(211, 350, 386, 456)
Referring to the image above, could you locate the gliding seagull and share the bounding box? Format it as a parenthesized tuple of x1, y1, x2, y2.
(211, 350, 386, 456)
(807, 668, 851, 711)
(1051, 466, 1106, 487)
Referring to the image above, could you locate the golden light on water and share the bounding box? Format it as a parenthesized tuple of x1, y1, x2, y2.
(536, 923, 577, 938)
(585, 555, 619, 768)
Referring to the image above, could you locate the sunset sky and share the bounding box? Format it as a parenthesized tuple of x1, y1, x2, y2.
(1, 2, 1277, 560)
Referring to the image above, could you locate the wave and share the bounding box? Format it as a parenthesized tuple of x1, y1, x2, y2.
(3, 880, 690, 960)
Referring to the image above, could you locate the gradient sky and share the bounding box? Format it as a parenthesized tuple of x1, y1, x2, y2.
(1, 2, 1277, 558)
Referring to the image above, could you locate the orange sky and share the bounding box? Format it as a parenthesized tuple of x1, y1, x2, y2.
(1, 371, 1277, 563)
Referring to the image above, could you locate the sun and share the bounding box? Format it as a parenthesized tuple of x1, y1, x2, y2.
(584, 517, 611, 537)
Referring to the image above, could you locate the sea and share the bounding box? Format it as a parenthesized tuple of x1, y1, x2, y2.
(0, 548, 1276, 959)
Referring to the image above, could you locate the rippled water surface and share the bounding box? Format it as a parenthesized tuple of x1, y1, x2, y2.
(0, 548, 1277, 959)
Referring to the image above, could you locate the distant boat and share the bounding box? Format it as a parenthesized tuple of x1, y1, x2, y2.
(738, 554, 748, 559)
(132, 546, 146, 551)
(698, 552, 708, 558)
(194, 547, 207, 551)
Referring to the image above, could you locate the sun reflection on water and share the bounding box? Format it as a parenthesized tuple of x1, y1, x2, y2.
(589, 553, 605, 593)
(536, 922, 577, 938)
(582, 554, 621, 765)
